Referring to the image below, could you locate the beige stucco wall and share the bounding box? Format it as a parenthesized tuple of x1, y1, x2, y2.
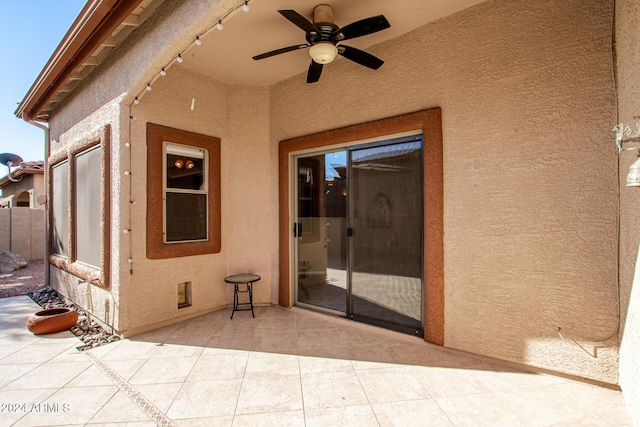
(48, 96, 124, 331)
(44, 0, 626, 386)
(125, 66, 230, 333)
(46, 0, 270, 334)
(616, 0, 640, 422)
(122, 67, 274, 335)
(225, 85, 277, 302)
(270, 0, 619, 383)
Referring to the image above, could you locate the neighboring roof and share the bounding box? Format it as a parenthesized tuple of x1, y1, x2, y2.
(15, 0, 165, 123)
(0, 161, 45, 188)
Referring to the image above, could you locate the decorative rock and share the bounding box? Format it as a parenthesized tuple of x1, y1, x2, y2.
(0, 251, 27, 274)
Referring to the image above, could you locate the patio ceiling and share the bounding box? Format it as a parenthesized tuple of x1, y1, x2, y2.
(184, 0, 487, 85)
(16, 0, 486, 122)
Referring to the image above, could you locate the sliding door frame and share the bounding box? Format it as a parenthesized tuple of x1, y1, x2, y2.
(279, 108, 444, 345)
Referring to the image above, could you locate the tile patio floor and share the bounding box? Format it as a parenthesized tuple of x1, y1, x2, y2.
(0, 295, 634, 426)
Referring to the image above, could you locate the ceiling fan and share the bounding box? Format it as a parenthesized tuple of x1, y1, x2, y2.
(252, 4, 390, 83)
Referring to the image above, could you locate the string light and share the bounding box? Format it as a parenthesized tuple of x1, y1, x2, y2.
(124, 0, 253, 273)
(126, 105, 134, 274)
(131, 0, 253, 107)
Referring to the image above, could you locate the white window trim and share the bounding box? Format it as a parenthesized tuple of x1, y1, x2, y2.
(162, 141, 209, 244)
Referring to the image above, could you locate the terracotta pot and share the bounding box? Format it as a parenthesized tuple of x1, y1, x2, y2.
(26, 308, 79, 335)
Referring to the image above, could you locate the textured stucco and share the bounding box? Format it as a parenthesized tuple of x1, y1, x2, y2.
(44, 0, 625, 386)
(125, 67, 227, 334)
(224, 85, 275, 303)
(616, 0, 640, 422)
(46, 0, 271, 335)
(270, 0, 619, 383)
(117, 69, 275, 334)
(49, 0, 241, 137)
(49, 97, 123, 332)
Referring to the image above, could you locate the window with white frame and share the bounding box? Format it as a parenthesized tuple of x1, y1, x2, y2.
(163, 142, 208, 243)
(146, 123, 220, 259)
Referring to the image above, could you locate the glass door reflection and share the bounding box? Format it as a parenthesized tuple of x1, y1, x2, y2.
(295, 151, 348, 315)
(348, 140, 423, 335)
(294, 137, 424, 336)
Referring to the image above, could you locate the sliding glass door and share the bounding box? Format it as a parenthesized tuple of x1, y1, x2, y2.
(348, 140, 423, 335)
(294, 136, 423, 336)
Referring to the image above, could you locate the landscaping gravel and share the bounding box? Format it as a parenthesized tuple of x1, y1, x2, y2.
(0, 259, 46, 298)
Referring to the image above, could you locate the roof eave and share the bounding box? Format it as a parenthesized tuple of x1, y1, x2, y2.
(15, 0, 144, 122)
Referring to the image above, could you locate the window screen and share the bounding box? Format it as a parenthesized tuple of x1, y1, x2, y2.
(52, 161, 69, 257)
(75, 146, 101, 267)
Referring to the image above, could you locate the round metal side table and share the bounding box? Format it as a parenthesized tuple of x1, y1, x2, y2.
(224, 274, 260, 319)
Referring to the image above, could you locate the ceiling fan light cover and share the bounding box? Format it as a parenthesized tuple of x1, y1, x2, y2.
(309, 42, 338, 64)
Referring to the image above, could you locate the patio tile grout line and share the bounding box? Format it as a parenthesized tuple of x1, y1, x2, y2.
(351, 359, 383, 426)
(231, 347, 251, 422)
(405, 362, 459, 425)
(296, 352, 307, 427)
(84, 386, 121, 426)
(83, 349, 177, 427)
(156, 344, 206, 424)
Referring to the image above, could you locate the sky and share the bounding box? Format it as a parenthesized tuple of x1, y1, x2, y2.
(0, 1, 85, 176)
